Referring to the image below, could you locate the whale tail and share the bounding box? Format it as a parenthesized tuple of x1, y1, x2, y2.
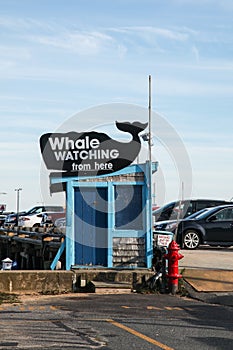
(116, 121, 148, 136)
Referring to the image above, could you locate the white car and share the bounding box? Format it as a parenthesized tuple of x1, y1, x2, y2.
(40, 212, 66, 227)
(18, 205, 64, 228)
(54, 217, 66, 232)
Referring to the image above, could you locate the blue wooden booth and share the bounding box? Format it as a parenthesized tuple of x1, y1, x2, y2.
(50, 161, 158, 270)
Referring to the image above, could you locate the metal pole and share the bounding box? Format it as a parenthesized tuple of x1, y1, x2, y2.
(148, 75, 152, 164)
(15, 188, 22, 227)
(148, 75, 153, 267)
(148, 75, 152, 203)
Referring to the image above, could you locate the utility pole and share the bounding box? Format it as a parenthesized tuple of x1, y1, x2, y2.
(15, 188, 22, 227)
(148, 75, 153, 267)
(148, 75, 152, 164)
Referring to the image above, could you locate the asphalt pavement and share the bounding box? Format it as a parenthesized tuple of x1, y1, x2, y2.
(1, 247, 233, 349)
(1, 292, 233, 350)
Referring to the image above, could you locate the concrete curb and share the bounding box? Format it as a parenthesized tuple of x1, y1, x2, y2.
(182, 268, 233, 292)
(0, 269, 154, 294)
(0, 271, 74, 294)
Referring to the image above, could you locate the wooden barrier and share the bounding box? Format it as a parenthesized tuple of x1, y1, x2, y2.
(0, 227, 65, 270)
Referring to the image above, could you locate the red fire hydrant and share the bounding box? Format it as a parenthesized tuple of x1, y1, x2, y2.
(164, 240, 184, 295)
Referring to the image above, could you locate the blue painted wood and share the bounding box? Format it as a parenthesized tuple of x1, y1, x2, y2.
(49, 162, 158, 185)
(50, 239, 66, 270)
(74, 187, 108, 266)
(50, 161, 156, 270)
(145, 161, 153, 267)
(66, 180, 75, 269)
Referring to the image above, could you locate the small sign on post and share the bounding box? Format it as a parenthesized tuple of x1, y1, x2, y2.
(2, 258, 13, 270)
(154, 231, 173, 248)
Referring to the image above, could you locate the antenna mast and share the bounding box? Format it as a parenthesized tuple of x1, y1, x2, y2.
(148, 75, 152, 163)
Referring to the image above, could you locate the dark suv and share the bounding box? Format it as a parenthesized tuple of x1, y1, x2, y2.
(176, 204, 233, 249)
(153, 199, 233, 222)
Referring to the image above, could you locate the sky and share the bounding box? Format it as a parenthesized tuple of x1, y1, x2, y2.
(0, 0, 232, 212)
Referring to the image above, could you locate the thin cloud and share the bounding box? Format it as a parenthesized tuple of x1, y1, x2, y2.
(17, 23, 194, 56)
(150, 27, 189, 41)
(118, 26, 190, 41)
(0, 16, 30, 29)
(28, 31, 114, 54)
(0, 15, 54, 31)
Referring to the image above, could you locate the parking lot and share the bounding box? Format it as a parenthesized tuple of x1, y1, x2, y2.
(1, 286, 233, 350)
(0, 246, 233, 349)
(180, 246, 233, 270)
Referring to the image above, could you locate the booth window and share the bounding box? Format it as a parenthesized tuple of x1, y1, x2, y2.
(114, 185, 143, 230)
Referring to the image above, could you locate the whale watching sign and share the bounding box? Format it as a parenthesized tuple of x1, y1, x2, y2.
(40, 121, 148, 177)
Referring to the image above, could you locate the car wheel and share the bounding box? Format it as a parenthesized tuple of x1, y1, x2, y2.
(183, 230, 200, 249)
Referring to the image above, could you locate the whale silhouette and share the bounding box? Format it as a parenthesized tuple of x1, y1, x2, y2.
(40, 121, 148, 177)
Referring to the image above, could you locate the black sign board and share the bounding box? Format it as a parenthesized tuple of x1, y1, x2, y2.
(40, 121, 147, 177)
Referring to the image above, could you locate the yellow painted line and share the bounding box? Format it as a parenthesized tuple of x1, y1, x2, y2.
(147, 306, 162, 310)
(50, 305, 58, 310)
(122, 305, 182, 311)
(106, 319, 174, 350)
(0, 305, 58, 312)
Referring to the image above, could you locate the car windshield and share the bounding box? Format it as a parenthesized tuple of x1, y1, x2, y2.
(152, 201, 176, 214)
(26, 207, 44, 215)
(189, 206, 226, 220)
(186, 208, 212, 219)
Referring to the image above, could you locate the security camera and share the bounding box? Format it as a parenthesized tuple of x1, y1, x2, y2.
(141, 133, 149, 141)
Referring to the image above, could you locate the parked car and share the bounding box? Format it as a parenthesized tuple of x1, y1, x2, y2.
(153, 199, 233, 222)
(17, 205, 64, 228)
(40, 211, 66, 227)
(54, 217, 66, 232)
(0, 213, 7, 226)
(154, 208, 213, 232)
(4, 211, 26, 227)
(175, 204, 233, 249)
